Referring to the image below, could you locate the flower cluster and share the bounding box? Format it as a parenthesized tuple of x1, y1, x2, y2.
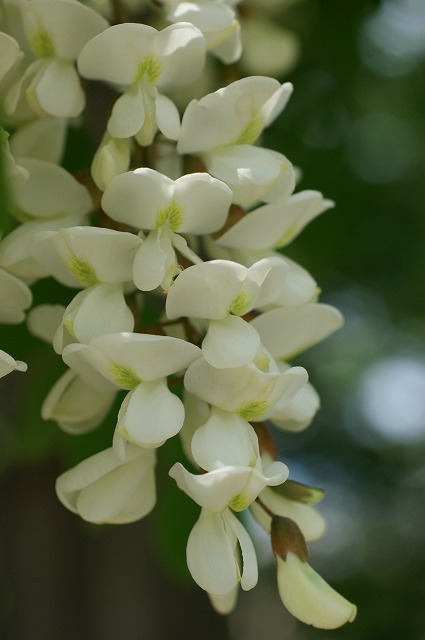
(1, 0, 356, 629)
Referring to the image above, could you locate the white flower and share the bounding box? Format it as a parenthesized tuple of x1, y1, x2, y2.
(166, 257, 290, 367)
(78, 22, 205, 145)
(52, 284, 135, 354)
(56, 443, 156, 524)
(102, 168, 232, 291)
(31, 226, 141, 288)
(63, 332, 201, 448)
(276, 552, 357, 629)
(167, 1, 241, 64)
(0, 349, 27, 378)
(42, 368, 116, 434)
(184, 357, 308, 421)
(177, 76, 294, 204)
(185, 507, 257, 603)
(6, 0, 108, 117)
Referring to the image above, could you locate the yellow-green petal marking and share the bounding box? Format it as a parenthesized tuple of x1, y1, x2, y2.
(133, 54, 161, 84)
(69, 254, 99, 286)
(109, 363, 142, 390)
(32, 28, 56, 58)
(155, 200, 184, 232)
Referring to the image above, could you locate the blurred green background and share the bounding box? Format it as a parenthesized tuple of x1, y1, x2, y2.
(1, 0, 425, 638)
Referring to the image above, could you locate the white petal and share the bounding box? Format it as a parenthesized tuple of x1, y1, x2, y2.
(10, 117, 67, 164)
(191, 408, 259, 471)
(41, 368, 115, 434)
(0, 269, 32, 324)
(31, 58, 85, 118)
(204, 146, 290, 206)
(187, 509, 240, 595)
(155, 93, 181, 140)
(276, 553, 357, 629)
(84, 332, 201, 383)
(155, 22, 205, 88)
(62, 284, 134, 347)
(0, 349, 27, 378)
(132, 231, 168, 291)
(251, 303, 344, 359)
(78, 23, 157, 85)
(0, 32, 22, 82)
(117, 380, 185, 447)
(166, 260, 247, 320)
(223, 510, 258, 591)
(24, 0, 108, 60)
(202, 316, 261, 368)
(107, 86, 146, 139)
(173, 172, 232, 234)
(13, 158, 92, 219)
(102, 167, 173, 229)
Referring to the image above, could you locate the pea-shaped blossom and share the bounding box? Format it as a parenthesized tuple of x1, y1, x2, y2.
(56, 443, 156, 524)
(177, 76, 294, 205)
(63, 333, 201, 449)
(166, 257, 290, 368)
(184, 357, 308, 422)
(101, 168, 232, 291)
(31, 226, 141, 288)
(169, 413, 288, 607)
(5, 0, 108, 118)
(167, 0, 241, 64)
(272, 518, 357, 629)
(77, 22, 205, 145)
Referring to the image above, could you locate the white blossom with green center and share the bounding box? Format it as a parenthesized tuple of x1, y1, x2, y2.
(184, 357, 309, 420)
(5, 0, 108, 118)
(64, 333, 201, 449)
(177, 76, 294, 205)
(102, 167, 232, 292)
(78, 22, 206, 144)
(166, 257, 290, 368)
(31, 226, 142, 289)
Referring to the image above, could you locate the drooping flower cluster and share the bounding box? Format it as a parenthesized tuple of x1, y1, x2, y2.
(0, 0, 356, 629)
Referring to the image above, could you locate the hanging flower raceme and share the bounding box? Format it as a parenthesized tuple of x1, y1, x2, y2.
(0, 0, 357, 629)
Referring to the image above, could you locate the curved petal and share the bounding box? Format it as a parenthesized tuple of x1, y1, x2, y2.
(202, 316, 261, 369)
(107, 86, 146, 139)
(117, 380, 185, 447)
(251, 303, 344, 359)
(276, 553, 357, 629)
(187, 509, 239, 595)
